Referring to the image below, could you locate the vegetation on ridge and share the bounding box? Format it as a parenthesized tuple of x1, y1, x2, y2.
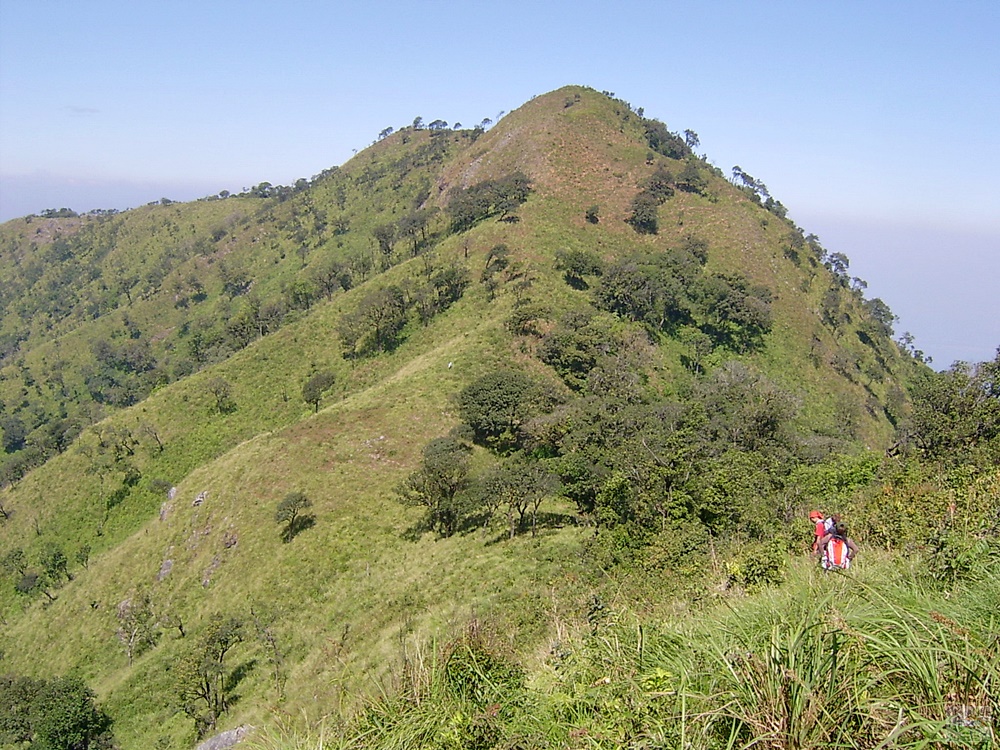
(0, 85, 995, 749)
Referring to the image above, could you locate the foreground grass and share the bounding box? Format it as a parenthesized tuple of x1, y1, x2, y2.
(246, 555, 998, 750)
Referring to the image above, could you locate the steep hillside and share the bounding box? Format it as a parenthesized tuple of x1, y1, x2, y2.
(0, 86, 931, 749)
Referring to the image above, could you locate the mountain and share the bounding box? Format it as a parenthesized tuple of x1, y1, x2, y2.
(0, 86, 933, 748)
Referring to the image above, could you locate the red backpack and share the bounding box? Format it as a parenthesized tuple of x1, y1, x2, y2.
(822, 536, 851, 570)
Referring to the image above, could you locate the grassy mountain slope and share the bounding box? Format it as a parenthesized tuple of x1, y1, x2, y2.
(0, 86, 932, 748)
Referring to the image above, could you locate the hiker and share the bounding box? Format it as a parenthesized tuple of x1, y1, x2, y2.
(809, 510, 825, 552)
(816, 521, 858, 570)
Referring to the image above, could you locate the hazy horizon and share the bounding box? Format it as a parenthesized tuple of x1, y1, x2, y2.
(2, 1, 997, 368)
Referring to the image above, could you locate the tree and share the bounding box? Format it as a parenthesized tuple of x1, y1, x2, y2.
(116, 590, 158, 665)
(175, 615, 244, 736)
(555, 248, 603, 290)
(275, 491, 314, 542)
(0, 674, 37, 745)
(677, 160, 708, 194)
(284, 278, 316, 311)
(585, 205, 600, 224)
(397, 436, 472, 536)
(1, 450, 36, 490)
(481, 244, 510, 300)
(475, 454, 557, 539)
(357, 286, 408, 353)
(2, 547, 27, 578)
(906, 350, 1000, 467)
(40, 543, 71, 583)
(1, 415, 28, 453)
(697, 273, 773, 352)
(302, 370, 336, 412)
(310, 257, 350, 299)
(373, 223, 397, 268)
(626, 192, 660, 234)
(206, 377, 236, 414)
(0, 675, 114, 750)
(683, 129, 700, 149)
(458, 370, 559, 453)
(397, 209, 433, 256)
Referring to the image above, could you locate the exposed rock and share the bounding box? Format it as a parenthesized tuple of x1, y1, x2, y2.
(157, 559, 173, 581)
(194, 725, 253, 750)
(202, 555, 221, 587)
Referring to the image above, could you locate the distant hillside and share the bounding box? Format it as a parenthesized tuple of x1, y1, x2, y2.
(0, 86, 947, 749)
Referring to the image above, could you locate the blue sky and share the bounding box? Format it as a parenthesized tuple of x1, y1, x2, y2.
(1, 1, 997, 367)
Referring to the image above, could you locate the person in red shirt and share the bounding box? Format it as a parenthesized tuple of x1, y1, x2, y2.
(809, 510, 826, 552)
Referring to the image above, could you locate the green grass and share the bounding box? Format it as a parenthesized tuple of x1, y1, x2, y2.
(263, 555, 996, 750)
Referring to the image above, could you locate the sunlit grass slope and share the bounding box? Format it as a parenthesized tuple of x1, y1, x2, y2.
(0, 85, 929, 748)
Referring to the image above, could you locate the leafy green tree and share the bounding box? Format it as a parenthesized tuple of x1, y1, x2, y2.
(175, 615, 245, 736)
(642, 166, 675, 202)
(275, 490, 314, 542)
(39, 543, 71, 583)
(1, 415, 27, 453)
(539, 310, 622, 390)
(458, 370, 560, 453)
(284, 278, 316, 311)
(397, 436, 472, 536)
(625, 192, 660, 234)
(206, 377, 236, 414)
(115, 590, 159, 665)
(696, 273, 773, 352)
(905, 350, 1000, 467)
(643, 119, 690, 159)
(475, 453, 558, 539)
(1, 450, 37, 490)
(446, 172, 531, 232)
(696, 362, 797, 455)
(2, 547, 27, 578)
(677, 160, 708, 194)
(373, 223, 397, 268)
(554, 248, 603, 290)
(398, 209, 434, 256)
(356, 286, 408, 353)
(0, 674, 37, 745)
(310, 257, 350, 299)
(594, 251, 695, 332)
(0, 675, 114, 750)
(302, 370, 336, 412)
(429, 262, 470, 310)
(481, 244, 510, 300)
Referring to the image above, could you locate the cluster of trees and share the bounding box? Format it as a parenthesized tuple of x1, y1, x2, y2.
(626, 159, 709, 235)
(372, 207, 438, 268)
(402, 338, 999, 585)
(578, 241, 772, 353)
(904, 349, 1000, 467)
(642, 119, 693, 160)
(732, 165, 787, 218)
(446, 172, 532, 232)
(337, 258, 470, 358)
(1, 542, 77, 603)
(399, 354, 808, 561)
(0, 674, 114, 749)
